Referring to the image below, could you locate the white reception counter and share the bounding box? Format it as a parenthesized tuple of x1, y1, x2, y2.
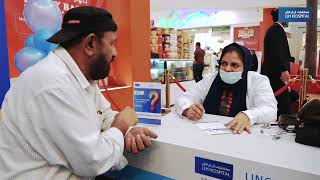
(124, 112, 320, 180)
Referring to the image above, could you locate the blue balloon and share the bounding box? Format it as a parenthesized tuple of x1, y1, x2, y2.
(24, 0, 62, 32)
(34, 30, 58, 53)
(15, 47, 46, 73)
(24, 35, 35, 47)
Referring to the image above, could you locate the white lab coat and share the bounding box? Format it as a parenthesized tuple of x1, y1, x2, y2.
(175, 71, 277, 125)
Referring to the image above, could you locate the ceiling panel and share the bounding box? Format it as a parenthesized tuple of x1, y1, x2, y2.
(151, 0, 308, 12)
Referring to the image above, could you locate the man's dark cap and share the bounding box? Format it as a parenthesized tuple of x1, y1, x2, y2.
(47, 6, 117, 44)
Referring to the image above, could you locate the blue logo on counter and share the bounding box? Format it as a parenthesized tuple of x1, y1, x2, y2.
(195, 157, 233, 180)
(278, 7, 312, 22)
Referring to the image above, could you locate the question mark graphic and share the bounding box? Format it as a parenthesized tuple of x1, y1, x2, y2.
(149, 91, 160, 112)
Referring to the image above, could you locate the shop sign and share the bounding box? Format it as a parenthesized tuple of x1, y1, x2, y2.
(237, 28, 255, 39)
(278, 7, 312, 22)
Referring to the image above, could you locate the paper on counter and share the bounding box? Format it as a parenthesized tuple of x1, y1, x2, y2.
(196, 122, 232, 135)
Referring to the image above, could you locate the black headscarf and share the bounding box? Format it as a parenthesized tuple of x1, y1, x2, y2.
(203, 43, 251, 117)
(250, 50, 258, 71)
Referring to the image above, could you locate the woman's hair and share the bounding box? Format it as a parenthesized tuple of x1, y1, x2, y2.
(220, 44, 245, 64)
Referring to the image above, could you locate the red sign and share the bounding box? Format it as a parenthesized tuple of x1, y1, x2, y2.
(5, 0, 106, 77)
(233, 26, 260, 51)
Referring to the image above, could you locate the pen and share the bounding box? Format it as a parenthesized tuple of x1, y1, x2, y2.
(206, 128, 229, 131)
(193, 121, 219, 124)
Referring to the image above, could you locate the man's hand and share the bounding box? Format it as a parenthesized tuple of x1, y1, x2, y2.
(280, 71, 290, 84)
(182, 103, 205, 121)
(125, 127, 158, 154)
(112, 107, 138, 136)
(225, 112, 251, 134)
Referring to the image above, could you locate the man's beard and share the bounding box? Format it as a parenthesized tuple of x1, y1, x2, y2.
(89, 53, 110, 80)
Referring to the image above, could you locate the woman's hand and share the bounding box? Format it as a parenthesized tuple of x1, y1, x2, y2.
(182, 103, 205, 121)
(225, 112, 251, 134)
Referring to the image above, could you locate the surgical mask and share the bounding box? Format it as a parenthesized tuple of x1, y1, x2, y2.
(220, 69, 242, 84)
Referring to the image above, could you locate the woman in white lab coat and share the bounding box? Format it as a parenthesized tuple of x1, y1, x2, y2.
(175, 43, 277, 134)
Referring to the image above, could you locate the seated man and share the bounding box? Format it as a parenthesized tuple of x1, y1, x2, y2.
(176, 43, 277, 134)
(0, 6, 157, 179)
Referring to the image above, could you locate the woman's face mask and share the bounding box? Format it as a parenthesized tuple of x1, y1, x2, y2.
(219, 51, 244, 84)
(220, 69, 243, 84)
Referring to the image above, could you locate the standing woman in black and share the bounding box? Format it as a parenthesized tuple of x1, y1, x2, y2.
(261, 9, 292, 117)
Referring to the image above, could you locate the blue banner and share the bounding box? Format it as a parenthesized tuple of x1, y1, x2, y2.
(278, 7, 312, 22)
(105, 166, 174, 180)
(195, 156, 233, 180)
(0, 0, 10, 108)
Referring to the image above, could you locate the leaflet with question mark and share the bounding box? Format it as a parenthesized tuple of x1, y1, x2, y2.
(134, 82, 162, 125)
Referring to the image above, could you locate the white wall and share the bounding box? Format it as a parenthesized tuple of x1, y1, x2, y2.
(287, 19, 320, 63)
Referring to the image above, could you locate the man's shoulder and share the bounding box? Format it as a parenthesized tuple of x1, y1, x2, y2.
(248, 71, 269, 83)
(265, 23, 277, 32)
(203, 71, 218, 81)
(270, 23, 284, 32)
(15, 54, 75, 94)
(195, 48, 205, 55)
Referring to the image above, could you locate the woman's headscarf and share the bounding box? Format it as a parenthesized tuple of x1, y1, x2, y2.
(202, 43, 251, 117)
